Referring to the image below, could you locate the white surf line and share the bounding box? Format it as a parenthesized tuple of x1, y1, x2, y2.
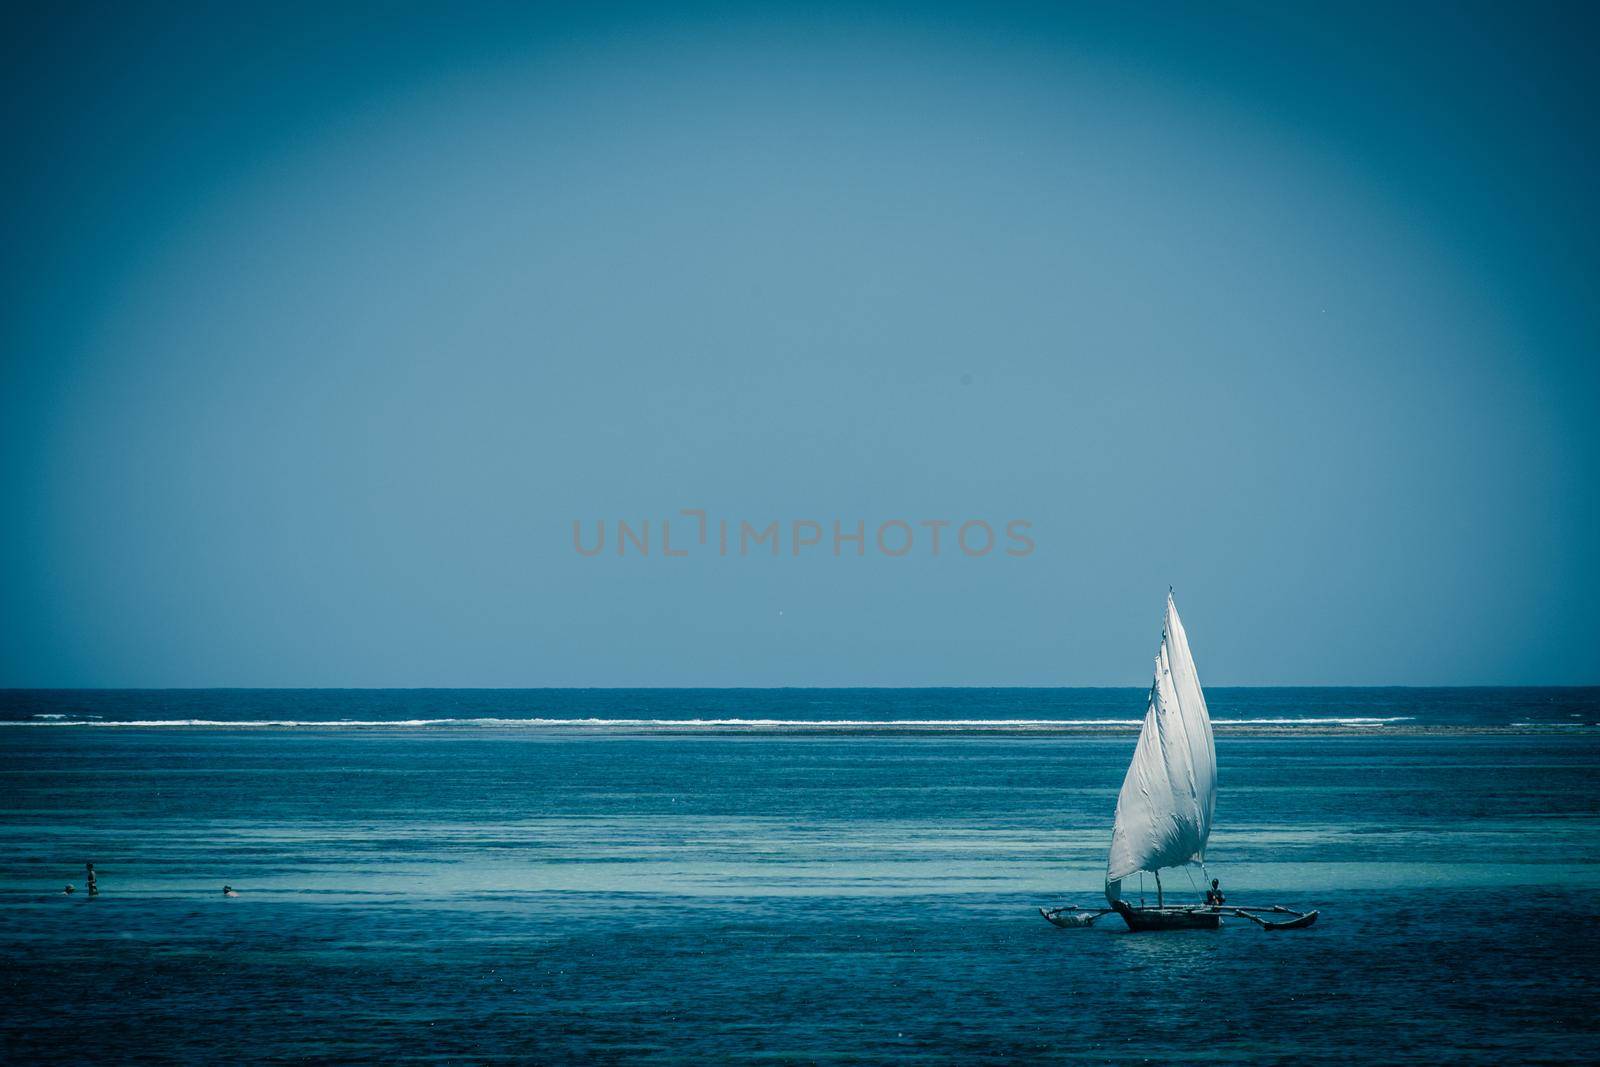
(3, 715, 1415, 728)
(1211, 717, 1414, 725)
(5, 717, 1138, 728)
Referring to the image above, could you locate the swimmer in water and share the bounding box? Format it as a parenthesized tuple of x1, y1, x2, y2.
(223, 885, 238, 897)
(64, 884, 75, 895)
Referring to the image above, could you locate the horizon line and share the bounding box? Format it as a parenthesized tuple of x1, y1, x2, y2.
(2, 683, 1597, 692)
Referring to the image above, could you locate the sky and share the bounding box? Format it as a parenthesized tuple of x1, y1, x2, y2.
(2, 1, 1597, 686)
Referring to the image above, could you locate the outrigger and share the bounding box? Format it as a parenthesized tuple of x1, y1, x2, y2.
(1040, 902, 1318, 931)
(1039, 593, 1319, 933)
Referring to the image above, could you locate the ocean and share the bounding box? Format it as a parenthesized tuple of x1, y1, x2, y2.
(2, 688, 1597, 1062)
(3, 686, 1598, 728)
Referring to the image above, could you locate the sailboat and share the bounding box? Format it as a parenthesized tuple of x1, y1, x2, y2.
(1039, 592, 1319, 932)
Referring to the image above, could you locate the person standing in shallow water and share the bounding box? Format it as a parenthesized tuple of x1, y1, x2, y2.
(85, 862, 98, 898)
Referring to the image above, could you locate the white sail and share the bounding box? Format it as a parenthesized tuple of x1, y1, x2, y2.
(1163, 593, 1216, 844)
(1105, 594, 1217, 891)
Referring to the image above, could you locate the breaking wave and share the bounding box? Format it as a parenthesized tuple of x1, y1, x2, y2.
(3, 715, 1415, 729)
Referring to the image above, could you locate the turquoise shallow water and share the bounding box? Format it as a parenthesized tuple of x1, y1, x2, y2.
(2, 694, 1598, 1062)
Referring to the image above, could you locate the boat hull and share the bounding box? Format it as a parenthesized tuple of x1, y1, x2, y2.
(1111, 901, 1222, 931)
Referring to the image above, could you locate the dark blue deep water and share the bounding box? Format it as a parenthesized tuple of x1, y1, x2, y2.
(2, 689, 1598, 1062)
(1, 686, 1597, 726)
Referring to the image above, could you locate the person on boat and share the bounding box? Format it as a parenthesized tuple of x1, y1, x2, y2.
(1205, 878, 1226, 906)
